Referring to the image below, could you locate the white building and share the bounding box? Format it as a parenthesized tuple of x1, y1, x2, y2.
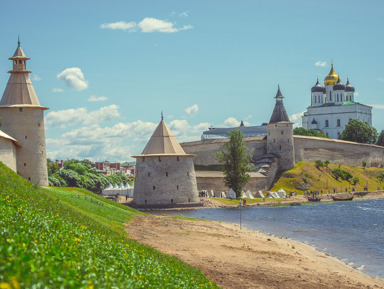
(302, 65, 372, 139)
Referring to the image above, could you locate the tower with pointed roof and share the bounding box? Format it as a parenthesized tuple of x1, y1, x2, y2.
(302, 64, 372, 139)
(132, 117, 199, 207)
(267, 86, 295, 171)
(0, 40, 49, 185)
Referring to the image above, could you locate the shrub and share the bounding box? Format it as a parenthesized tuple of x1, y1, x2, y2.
(315, 160, 323, 169)
(352, 177, 359, 185)
(324, 160, 330, 167)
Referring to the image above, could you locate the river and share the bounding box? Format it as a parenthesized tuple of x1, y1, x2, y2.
(152, 199, 384, 278)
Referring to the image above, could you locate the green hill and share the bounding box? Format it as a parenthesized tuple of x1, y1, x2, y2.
(0, 162, 217, 288)
(271, 161, 384, 194)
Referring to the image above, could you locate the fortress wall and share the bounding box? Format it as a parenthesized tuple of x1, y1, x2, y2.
(294, 136, 384, 167)
(181, 136, 267, 166)
(195, 171, 269, 193)
(0, 138, 17, 172)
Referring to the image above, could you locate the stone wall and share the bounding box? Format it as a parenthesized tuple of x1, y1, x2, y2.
(195, 171, 269, 193)
(294, 135, 384, 167)
(0, 138, 17, 172)
(133, 155, 199, 205)
(181, 135, 267, 166)
(0, 107, 48, 186)
(267, 122, 294, 171)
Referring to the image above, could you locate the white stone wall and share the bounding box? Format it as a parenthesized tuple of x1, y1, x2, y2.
(0, 138, 17, 172)
(134, 156, 199, 205)
(0, 107, 48, 186)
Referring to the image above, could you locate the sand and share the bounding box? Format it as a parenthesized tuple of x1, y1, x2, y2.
(126, 215, 384, 289)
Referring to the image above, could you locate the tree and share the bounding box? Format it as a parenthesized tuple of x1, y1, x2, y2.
(339, 119, 378, 144)
(324, 160, 330, 167)
(293, 127, 328, 138)
(352, 177, 359, 185)
(216, 129, 251, 198)
(362, 161, 367, 169)
(47, 158, 59, 176)
(377, 130, 384, 146)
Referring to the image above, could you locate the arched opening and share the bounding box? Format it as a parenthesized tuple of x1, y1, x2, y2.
(337, 119, 341, 127)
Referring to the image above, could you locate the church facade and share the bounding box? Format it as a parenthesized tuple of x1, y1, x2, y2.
(301, 65, 372, 139)
(0, 41, 49, 186)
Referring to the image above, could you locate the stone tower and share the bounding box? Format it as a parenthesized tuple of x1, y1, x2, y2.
(133, 116, 199, 207)
(0, 40, 49, 186)
(267, 86, 295, 171)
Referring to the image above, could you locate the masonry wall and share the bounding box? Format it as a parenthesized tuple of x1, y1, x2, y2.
(294, 135, 384, 167)
(267, 122, 294, 171)
(0, 138, 17, 172)
(0, 107, 48, 186)
(195, 171, 269, 193)
(133, 155, 199, 205)
(181, 136, 267, 166)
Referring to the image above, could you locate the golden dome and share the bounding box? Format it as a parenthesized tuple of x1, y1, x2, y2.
(324, 64, 339, 86)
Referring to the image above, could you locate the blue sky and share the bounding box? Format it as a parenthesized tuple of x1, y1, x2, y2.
(1, 0, 384, 162)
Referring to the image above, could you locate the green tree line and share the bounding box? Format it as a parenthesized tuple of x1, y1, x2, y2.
(47, 159, 133, 193)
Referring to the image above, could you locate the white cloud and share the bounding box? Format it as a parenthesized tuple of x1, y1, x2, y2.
(32, 74, 41, 81)
(88, 95, 108, 102)
(179, 12, 188, 17)
(46, 113, 210, 161)
(377, 78, 384, 82)
(100, 21, 137, 31)
(289, 111, 305, 128)
(57, 67, 88, 91)
(354, 91, 359, 96)
(100, 17, 193, 33)
(52, 88, 64, 93)
(223, 117, 250, 127)
(185, 104, 199, 116)
(370, 104, 384, 109)
(315, 61, 327, 67)
(45, 105, 120, 129)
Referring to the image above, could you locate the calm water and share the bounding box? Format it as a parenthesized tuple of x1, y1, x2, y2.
(152, 199, 384, 278)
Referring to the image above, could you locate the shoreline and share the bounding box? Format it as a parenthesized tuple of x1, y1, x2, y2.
(126, 214, 384, 288)
(119, 191, 384, 211)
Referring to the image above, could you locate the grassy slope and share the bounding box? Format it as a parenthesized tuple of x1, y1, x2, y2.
(0, 163, 217, 289)
(271, 161, 384, 194)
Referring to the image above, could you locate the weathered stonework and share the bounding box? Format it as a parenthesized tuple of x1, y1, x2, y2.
(134, 156, 199, 205)
(0, 108, 48, 185)
(0, 137, 17, 171)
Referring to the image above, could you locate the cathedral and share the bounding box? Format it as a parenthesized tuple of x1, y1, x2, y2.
(301, 65, 372, 139)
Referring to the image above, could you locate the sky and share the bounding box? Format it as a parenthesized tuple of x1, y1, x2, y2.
(1, 0, 384, 162)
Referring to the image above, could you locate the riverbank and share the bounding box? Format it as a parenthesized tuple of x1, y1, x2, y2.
(126, 215, 384, 289)
(119, 191, 384, 210)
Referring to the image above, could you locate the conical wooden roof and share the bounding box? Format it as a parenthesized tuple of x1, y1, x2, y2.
(0, 42, 47, 109)
(134, 119, 193, 157)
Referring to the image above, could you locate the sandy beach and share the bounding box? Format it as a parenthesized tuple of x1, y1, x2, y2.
(126, 214, 384, 289)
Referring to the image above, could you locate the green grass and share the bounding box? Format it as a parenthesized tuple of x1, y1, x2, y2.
(271, 161, 384, 194)
(0, 162, 218, 288)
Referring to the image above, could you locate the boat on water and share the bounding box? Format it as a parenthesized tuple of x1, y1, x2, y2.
(331, 195, 354, 201)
